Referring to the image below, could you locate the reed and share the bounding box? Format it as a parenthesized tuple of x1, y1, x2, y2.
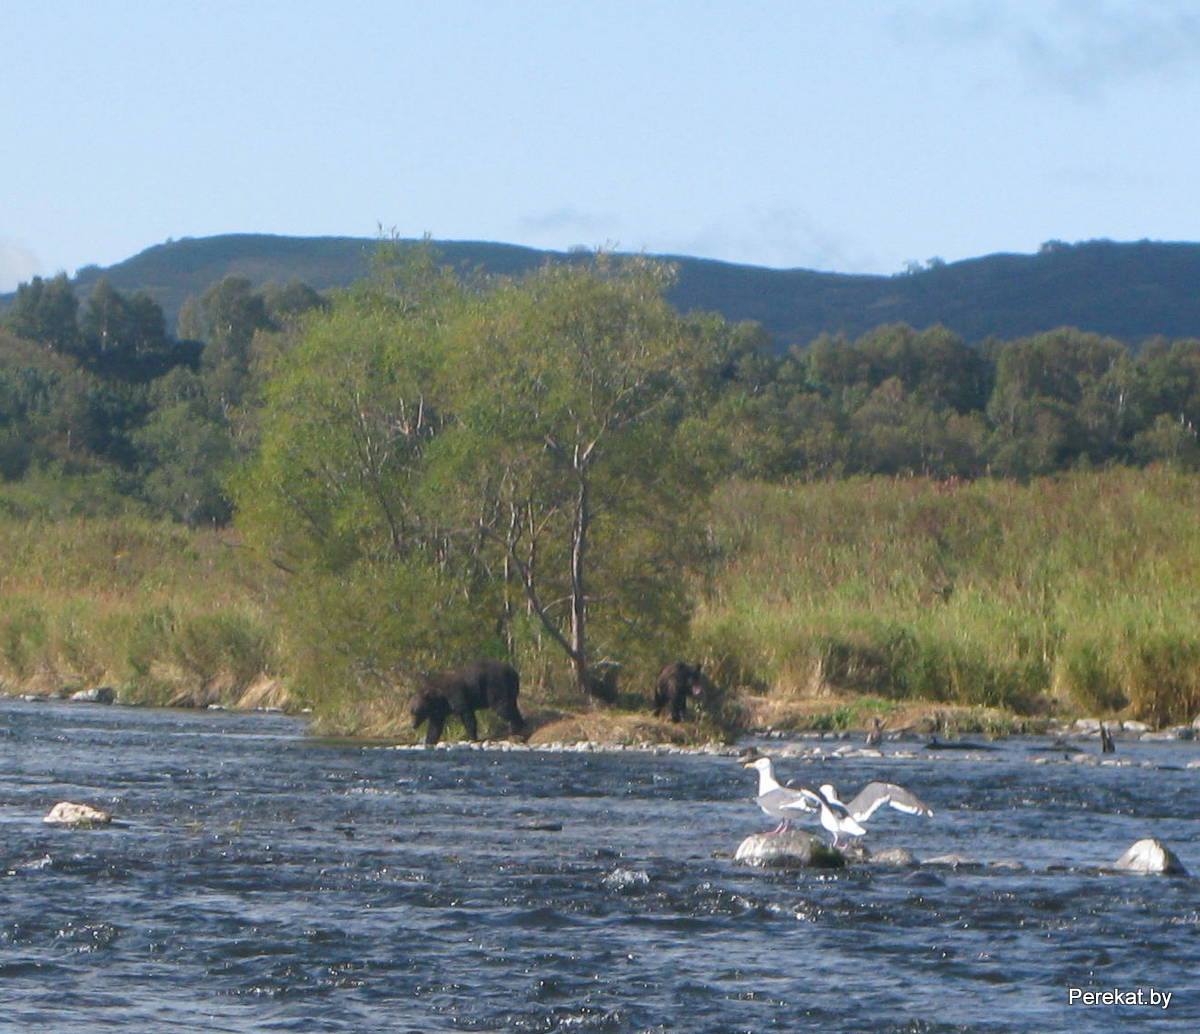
(693, 467, 1200, 726)
(0, 518, 279, 705)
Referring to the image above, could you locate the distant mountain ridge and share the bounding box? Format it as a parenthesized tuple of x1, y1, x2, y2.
(9, 234, 1200, 348)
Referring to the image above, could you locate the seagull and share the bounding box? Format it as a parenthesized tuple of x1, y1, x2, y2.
(782, 780, 933, 848)
(780, 785, 865, 849)
(741, 755, 815, 834)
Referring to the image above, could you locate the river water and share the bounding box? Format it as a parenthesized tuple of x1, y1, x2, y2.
(1, 698, 1198, 1032)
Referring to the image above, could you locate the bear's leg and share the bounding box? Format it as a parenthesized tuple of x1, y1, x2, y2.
(460, 707, 479, 741)
(653, 686, 668, 718)
(671, 694, 687, 722)
(424, 713, 446, 746)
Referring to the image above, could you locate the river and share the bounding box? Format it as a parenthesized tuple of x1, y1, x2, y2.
(1, 698, 1197, 1031)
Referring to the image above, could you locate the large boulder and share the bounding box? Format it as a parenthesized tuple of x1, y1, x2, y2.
(1111, 838, 1188, 876)
(69, 686, 115, 704)
(735, 831, 844, 869)
(43, 801, 112, 827)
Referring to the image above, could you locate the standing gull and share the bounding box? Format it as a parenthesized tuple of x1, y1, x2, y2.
(741, 755, 815, 834)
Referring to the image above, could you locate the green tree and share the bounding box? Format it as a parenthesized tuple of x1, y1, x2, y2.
(236, 249, 715, 710)
(5, 274, 79, 352)
(78, 279, 173, 377)
(232, 246, 471, 707)
(134, 368, 234, 524)
(436, 258, 714, 699)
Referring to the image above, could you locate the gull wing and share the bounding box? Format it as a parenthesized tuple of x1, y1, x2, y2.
(778, 787, 822, 814)
(759, 787, 814, 815)
(846, 782, 933, 822)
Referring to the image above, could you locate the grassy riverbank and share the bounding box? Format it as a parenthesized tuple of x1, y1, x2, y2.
(0, 518, 284, 708)
(2, 467, 1198, 734)
(695, 467, 1200, 728)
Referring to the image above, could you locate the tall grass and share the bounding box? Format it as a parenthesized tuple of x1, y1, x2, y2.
(4, 468, 1198, 731)
(693, 468, 1200, 726)
(0, 518, 280, 705)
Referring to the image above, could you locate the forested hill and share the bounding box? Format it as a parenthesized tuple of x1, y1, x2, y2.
(10, 234, 1200, 349)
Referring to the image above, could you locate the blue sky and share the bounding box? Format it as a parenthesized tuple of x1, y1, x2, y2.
(3, 0, 1199, 290)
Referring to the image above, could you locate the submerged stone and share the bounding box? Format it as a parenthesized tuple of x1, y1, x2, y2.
(43, 801, 112, 827)
(922, 853, 980, 869)
(735, 831, 845, 869)
(1111, 838, 1188, 876)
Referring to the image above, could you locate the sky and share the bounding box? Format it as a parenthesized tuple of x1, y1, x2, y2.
(3, 0, 1200, 291)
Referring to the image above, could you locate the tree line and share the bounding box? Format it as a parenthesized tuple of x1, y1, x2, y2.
(0, 272, 325, 523)
(5, 258, 1198, 513)
(3, 245, 1199, 707)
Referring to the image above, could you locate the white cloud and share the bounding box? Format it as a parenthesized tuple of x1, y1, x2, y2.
(650, 207, 882, 274)
(515, 207, 623, 252)
(890, 0, 1200, 99)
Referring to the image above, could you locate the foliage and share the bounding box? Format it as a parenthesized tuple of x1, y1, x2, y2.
(234, 248, 715, 716)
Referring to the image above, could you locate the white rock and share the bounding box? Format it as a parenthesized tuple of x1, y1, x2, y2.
(1122, 720, 1149, 733)
(69, 686, 115, 704)
(1075, 718, 1101, 732)
(1111, 838, 1188, 875)
(43, 801, 112, 827)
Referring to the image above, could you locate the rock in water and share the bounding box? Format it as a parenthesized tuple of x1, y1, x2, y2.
(1111, 838, 1188, 875)
(69, 686, 115, 704)
(871, 847, 917, 867)
(922, 853, 980, 869)
(735, 831, 844, 869)
(43, 801, 112, 827)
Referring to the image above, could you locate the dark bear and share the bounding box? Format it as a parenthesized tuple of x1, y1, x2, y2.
(653, 661, 710, 722)
(410, 660, 525, 746)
